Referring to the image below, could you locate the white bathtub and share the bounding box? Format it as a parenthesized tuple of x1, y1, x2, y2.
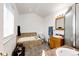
(56, 48, 79, 56)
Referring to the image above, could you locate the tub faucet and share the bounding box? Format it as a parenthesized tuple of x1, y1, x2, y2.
(0, 52, 8, 56)
(77, 53, 79, 56)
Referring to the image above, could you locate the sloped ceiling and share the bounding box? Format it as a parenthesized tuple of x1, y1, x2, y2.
(15, 3, 73, 17)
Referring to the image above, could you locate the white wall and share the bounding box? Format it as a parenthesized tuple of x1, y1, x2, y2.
(18, 13, 45, 34)
(3, 4, 19, 55)
(44, 14, 64, 41)
(0, 3, 4, 52)
(44, 15, 55, 41)
(18, 13, 57, 42)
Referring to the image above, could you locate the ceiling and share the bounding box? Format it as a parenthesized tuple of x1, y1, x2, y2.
(15, 3, 73, 17)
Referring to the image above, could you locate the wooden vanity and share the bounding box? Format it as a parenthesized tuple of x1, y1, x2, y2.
(49, 35, 64, 49)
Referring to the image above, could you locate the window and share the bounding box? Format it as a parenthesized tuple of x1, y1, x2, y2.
(3, 4, 14, 37)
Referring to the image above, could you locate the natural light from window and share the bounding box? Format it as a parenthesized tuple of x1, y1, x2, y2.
(3, 4, 14, 37)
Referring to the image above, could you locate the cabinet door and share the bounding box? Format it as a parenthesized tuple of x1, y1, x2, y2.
(50, 37, 55, 48)
(54, 38, 61, 48)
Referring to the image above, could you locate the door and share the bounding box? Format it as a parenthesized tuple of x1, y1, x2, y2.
(76, 4, 79, 48)
(64, 7, 73, 46)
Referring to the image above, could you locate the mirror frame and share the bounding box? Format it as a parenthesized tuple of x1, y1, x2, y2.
(55, 16, 64, 30)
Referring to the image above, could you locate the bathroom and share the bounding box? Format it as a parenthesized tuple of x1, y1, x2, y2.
(0, 2, 79, 56)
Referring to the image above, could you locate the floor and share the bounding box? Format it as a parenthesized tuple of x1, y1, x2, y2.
(25, 42, 58, 56)
(17, 35, 52, 56)
(17, 34, 79, 56)
(25, 43, 50, 56)
(25, 44, 79, 56)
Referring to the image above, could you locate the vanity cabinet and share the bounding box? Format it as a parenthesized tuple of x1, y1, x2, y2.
(49, 35, 64, 49)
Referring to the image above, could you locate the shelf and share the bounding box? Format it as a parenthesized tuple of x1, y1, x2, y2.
(55, 16, 64, 20)
(56, 28, 64, 30)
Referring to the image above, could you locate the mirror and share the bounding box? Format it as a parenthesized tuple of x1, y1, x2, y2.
(55, 16, 64, 30)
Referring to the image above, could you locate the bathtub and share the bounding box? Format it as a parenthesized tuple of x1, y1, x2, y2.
(56, 48, 79, 56)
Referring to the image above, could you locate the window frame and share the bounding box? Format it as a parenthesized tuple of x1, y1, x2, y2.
(3, 4, 14, 38)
